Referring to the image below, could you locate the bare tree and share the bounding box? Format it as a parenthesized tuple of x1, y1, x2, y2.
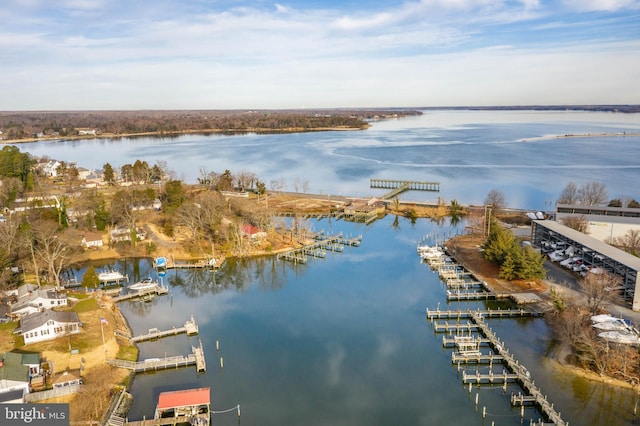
(560, 215, 589, 233)
(578, 181, 608, 206)
(235, 171, 256, 191)
(580, 271, 623, 314)
(613, 229, 640, 256)
(302, 179, 309, 193)
(558, 181, 578, 204)
(484, 189, 506, 211)
(29, 220, 69, 287)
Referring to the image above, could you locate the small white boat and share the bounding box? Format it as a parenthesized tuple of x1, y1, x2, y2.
(128, 277, 157, 292)
(98, 268, 126, 283)
(598, 330, 640, 345)
(418, 243, 444, 259)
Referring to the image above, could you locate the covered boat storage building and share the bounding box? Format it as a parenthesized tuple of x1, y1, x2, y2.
(531, 220, 640, 311)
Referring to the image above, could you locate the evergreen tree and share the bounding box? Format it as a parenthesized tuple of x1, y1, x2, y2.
(103, 163, 115, 185)
(82, 265, 100, 288)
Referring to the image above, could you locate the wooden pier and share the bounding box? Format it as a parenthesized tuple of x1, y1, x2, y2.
(277, 232, 362, 264)
(446, 290, 497, 301)
(111, 285, 169, 303)
(128, 316, 199, 343)
(165, 257, 218, 269)
(107, 340, 206, 374)
(427, 309, 567, 426)
(370, 178, 440, 199)
(426, 308, 543, 320)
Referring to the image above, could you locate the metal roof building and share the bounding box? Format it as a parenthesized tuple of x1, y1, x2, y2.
(531, 220, 640, 310)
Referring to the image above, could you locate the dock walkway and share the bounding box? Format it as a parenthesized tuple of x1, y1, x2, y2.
(108, 340, 206, 374)
(128, 316, 198, 343)
(429, 310, 566, 425)
(277, 232, 362, 264)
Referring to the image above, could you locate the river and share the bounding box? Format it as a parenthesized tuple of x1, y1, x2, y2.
(68, 215, 638, 426)
(22, 110, 640, 424)
(16, 109, 640, 210)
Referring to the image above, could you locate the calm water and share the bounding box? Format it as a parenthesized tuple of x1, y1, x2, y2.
(71, 216, 638, 426)
(27, 110, 640, 424)
(16, 110, 640, 210)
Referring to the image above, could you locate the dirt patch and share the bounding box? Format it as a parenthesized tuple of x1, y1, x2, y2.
(446, 234, 547, 295)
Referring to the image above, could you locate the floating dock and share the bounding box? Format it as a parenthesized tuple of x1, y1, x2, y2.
(107, 340, 206, 374)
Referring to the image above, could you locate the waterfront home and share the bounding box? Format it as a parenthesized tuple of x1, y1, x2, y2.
(82, 232, 104, 249)
(76, 128, 97, 136)
(19, 310, 81, 345)
(0, 351, 41, 403)
(110, 226, 146, 243)
(9, 286, 68, 317)
(242, 224, 267, 240)
(40, 160, 62, 177)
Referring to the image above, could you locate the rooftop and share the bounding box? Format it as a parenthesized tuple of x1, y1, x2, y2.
(156, 387, 210, 410)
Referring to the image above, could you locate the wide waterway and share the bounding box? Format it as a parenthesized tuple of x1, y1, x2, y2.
(16, 109, 640, 210)
(72, 216, 638, 426)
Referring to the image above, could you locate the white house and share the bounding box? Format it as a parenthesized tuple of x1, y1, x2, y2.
(10, 286, 68, 317)
(82, 232, 104, 249)
(41, 160, 62, 177)
(19, 310, 81, 345)
(0, 351, 40, 402)
(76, 128, 97, 136)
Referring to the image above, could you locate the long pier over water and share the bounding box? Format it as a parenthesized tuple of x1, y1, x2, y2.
(107, 340, 206, 374)
(427, 309, 567, 425)
(370, 179, 440, 199)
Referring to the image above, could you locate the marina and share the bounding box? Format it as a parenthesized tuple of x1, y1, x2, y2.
(429, 308, 567, 425)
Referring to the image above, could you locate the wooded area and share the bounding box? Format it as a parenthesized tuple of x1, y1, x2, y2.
(0, 109, 422, 140)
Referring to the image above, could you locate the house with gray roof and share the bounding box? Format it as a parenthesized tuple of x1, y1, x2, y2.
(10, 285, 68, 317)
(19, 310, 81, 345)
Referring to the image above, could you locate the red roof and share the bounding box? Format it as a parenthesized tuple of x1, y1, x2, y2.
(156, 387, 210, 410)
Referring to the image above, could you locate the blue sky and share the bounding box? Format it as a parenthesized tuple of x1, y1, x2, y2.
(1, 0, 639, 110)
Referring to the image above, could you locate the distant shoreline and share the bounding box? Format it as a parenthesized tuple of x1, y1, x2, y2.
(520, 132, 640, 142)
(0, 126, 368, 145)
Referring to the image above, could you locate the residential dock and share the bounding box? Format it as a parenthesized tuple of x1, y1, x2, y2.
(115, 316, 199, 343)
(277, 232, 362, 264)
(111, 284, 169, 303)
(107, 340, 206, 374)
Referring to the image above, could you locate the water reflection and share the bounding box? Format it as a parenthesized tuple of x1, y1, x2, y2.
(70, 216, 640, 425)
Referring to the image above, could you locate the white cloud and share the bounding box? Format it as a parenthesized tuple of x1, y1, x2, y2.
(562, 0, 640, 11)
(0, 0, 638, 109)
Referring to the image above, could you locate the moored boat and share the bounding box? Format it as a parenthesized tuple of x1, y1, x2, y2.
(98, 268, 126, 283)
(128, 277, 158, 292)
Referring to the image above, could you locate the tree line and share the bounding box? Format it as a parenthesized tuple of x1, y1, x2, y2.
(0, 110, 421, 140)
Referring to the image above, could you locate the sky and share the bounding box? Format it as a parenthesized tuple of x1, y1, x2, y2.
(1, 0, 639, 110)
